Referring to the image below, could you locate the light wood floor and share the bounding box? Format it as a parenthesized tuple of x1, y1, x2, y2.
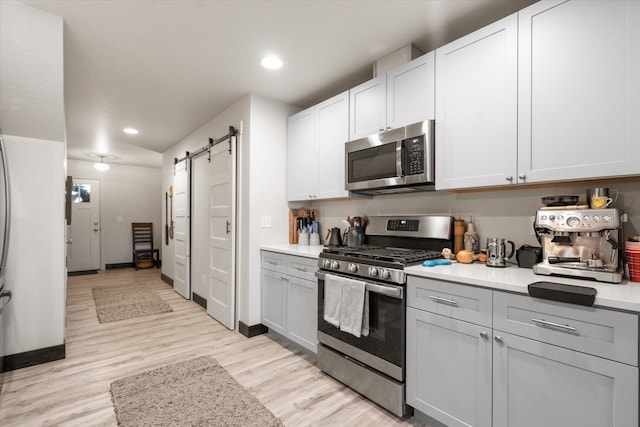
(0, 268, 429, 426)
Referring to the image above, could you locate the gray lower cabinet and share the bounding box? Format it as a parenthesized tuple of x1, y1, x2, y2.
(492, 292, 638, 427)
(406, 276, 639, 427)
(407, 307, 492, 427)
(260, 251, 318, 353)
(493, 331, 638, 427)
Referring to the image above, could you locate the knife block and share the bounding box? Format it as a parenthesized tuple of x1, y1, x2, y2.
(289, 208, 319, 244)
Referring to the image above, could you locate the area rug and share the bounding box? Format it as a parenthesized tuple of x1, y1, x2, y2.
(92, 283, 172, 323)
(110, 356, 283, 426)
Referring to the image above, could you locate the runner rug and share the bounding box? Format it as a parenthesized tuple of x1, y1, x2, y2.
(92, 283, 172, 323)
(110, 356, 283, 426)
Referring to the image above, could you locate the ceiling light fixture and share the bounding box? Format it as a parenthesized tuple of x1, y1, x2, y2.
(93, 155, 110, 171)
(123, 127, 139, 135)
(261, 55, 283, 70)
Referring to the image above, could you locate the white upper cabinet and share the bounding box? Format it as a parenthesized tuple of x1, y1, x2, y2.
(436, 0, 640, 190)
(386, 52, 435, 130)
(315, 92, 350, 200)
(517, 0, 640, 182)
(349, 52, 435, 140)
(349, 75, 386, 139)
(287, 91, 350, 201)
(287, 107, 316, 201)
(435, 14, 518, 190)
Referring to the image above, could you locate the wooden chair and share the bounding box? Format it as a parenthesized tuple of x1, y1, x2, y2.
(132, 222, 160, 270)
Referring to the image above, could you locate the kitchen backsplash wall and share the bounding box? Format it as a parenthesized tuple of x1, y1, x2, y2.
(291, 180, 640, 251)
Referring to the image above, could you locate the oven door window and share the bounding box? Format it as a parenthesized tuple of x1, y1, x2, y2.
(347, 142, 398, 183)
(318, 279, 404, 368)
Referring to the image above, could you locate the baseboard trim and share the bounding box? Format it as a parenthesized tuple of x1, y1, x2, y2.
(161, 274, 173, 287)
(239, 322, 268, 338)
(1, 343, 66, 373)
(67, 270, 98, 276)
(105, 262, 134, 269)
(192, 292, 207, 309)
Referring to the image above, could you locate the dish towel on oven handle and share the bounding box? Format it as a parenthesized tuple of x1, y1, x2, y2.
(323, 274, 369, 338)
(323, 274, 343, 327)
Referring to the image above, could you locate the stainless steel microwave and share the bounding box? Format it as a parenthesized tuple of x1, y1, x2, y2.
(345, 120, 435, 195)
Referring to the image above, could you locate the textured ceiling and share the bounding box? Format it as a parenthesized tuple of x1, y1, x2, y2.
(17, 0, 537, 168)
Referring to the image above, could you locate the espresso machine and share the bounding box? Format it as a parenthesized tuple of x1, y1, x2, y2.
(533, 208, 623, 283)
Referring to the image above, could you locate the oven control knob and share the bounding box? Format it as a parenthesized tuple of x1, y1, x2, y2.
(369, 267, 379, 277)
(330, 261, 340, 270)
(381, 269, 391, 280)
(323, 259, 331, 268)
(348, 264, 358, 273)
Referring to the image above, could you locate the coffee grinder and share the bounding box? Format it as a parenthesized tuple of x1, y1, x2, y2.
(533, 208, 623, 283)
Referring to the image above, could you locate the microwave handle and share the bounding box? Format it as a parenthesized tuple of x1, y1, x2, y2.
(396, 140, 403, 177)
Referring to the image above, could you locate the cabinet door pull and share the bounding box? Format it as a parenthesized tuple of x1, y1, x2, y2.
(531, 318, 577, 333)
(429, 295, 458, 306)
(480, 331, 489, 340)
(280, 276, 288, 281)
(494, 335, 503, 344)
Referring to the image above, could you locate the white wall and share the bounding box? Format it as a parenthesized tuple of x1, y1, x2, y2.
(0, 2, 65, 142)
(297, 180, 640, 253)
(0, 2, 66, 358)
(241, 96, 299, 325)
(67, 160, 162, 269)
(2, 136, 66, 356)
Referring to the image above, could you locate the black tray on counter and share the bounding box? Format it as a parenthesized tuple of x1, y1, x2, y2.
(528, 281, 597, 306)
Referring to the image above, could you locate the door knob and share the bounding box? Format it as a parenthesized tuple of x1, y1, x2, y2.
(93, 228, 99, 232)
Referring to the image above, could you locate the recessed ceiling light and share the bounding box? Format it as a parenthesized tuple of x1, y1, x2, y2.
(123, 127, 139, 135)
(261, 55, 283, 70)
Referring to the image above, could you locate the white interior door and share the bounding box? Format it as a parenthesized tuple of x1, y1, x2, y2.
(173, 160, 190, 299)
(206, 137, 236, 330)
(67, 178, 100, 272)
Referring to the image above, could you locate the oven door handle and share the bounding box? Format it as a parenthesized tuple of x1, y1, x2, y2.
(316, 271, 404, 299)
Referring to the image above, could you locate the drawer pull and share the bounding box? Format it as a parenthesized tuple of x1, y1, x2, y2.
(531, 318, 577, 333)
(294, 267, 307, 272)
(266, 260, 278, 265)
(430, 295, 458, 306)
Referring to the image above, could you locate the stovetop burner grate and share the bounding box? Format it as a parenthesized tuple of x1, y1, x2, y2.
(322, 245, 442, 264)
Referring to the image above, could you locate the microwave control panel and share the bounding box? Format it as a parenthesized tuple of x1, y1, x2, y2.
(402, 135, 425, 175)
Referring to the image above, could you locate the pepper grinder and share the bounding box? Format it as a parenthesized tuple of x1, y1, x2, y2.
(454, 218, 466, 254)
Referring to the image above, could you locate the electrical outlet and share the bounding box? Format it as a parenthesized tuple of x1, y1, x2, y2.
(260, 215, 272, 228)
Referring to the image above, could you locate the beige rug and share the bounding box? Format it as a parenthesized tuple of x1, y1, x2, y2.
(92, 283, 172, 323)
(110, 356, 283, 426)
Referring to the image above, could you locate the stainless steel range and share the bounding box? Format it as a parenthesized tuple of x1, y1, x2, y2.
(316, 215, 453, 417)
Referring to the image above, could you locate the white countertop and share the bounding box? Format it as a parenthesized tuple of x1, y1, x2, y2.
(260, 244, 324, 259)
(259, 244, 640, 312)
(405, 262, 640, 313)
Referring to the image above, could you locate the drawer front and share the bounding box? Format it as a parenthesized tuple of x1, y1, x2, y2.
(407, 276, 493, 327)
(493, 292, 639, 366)
(261, 251, 286, 273)
(286, 255, 318, 281)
